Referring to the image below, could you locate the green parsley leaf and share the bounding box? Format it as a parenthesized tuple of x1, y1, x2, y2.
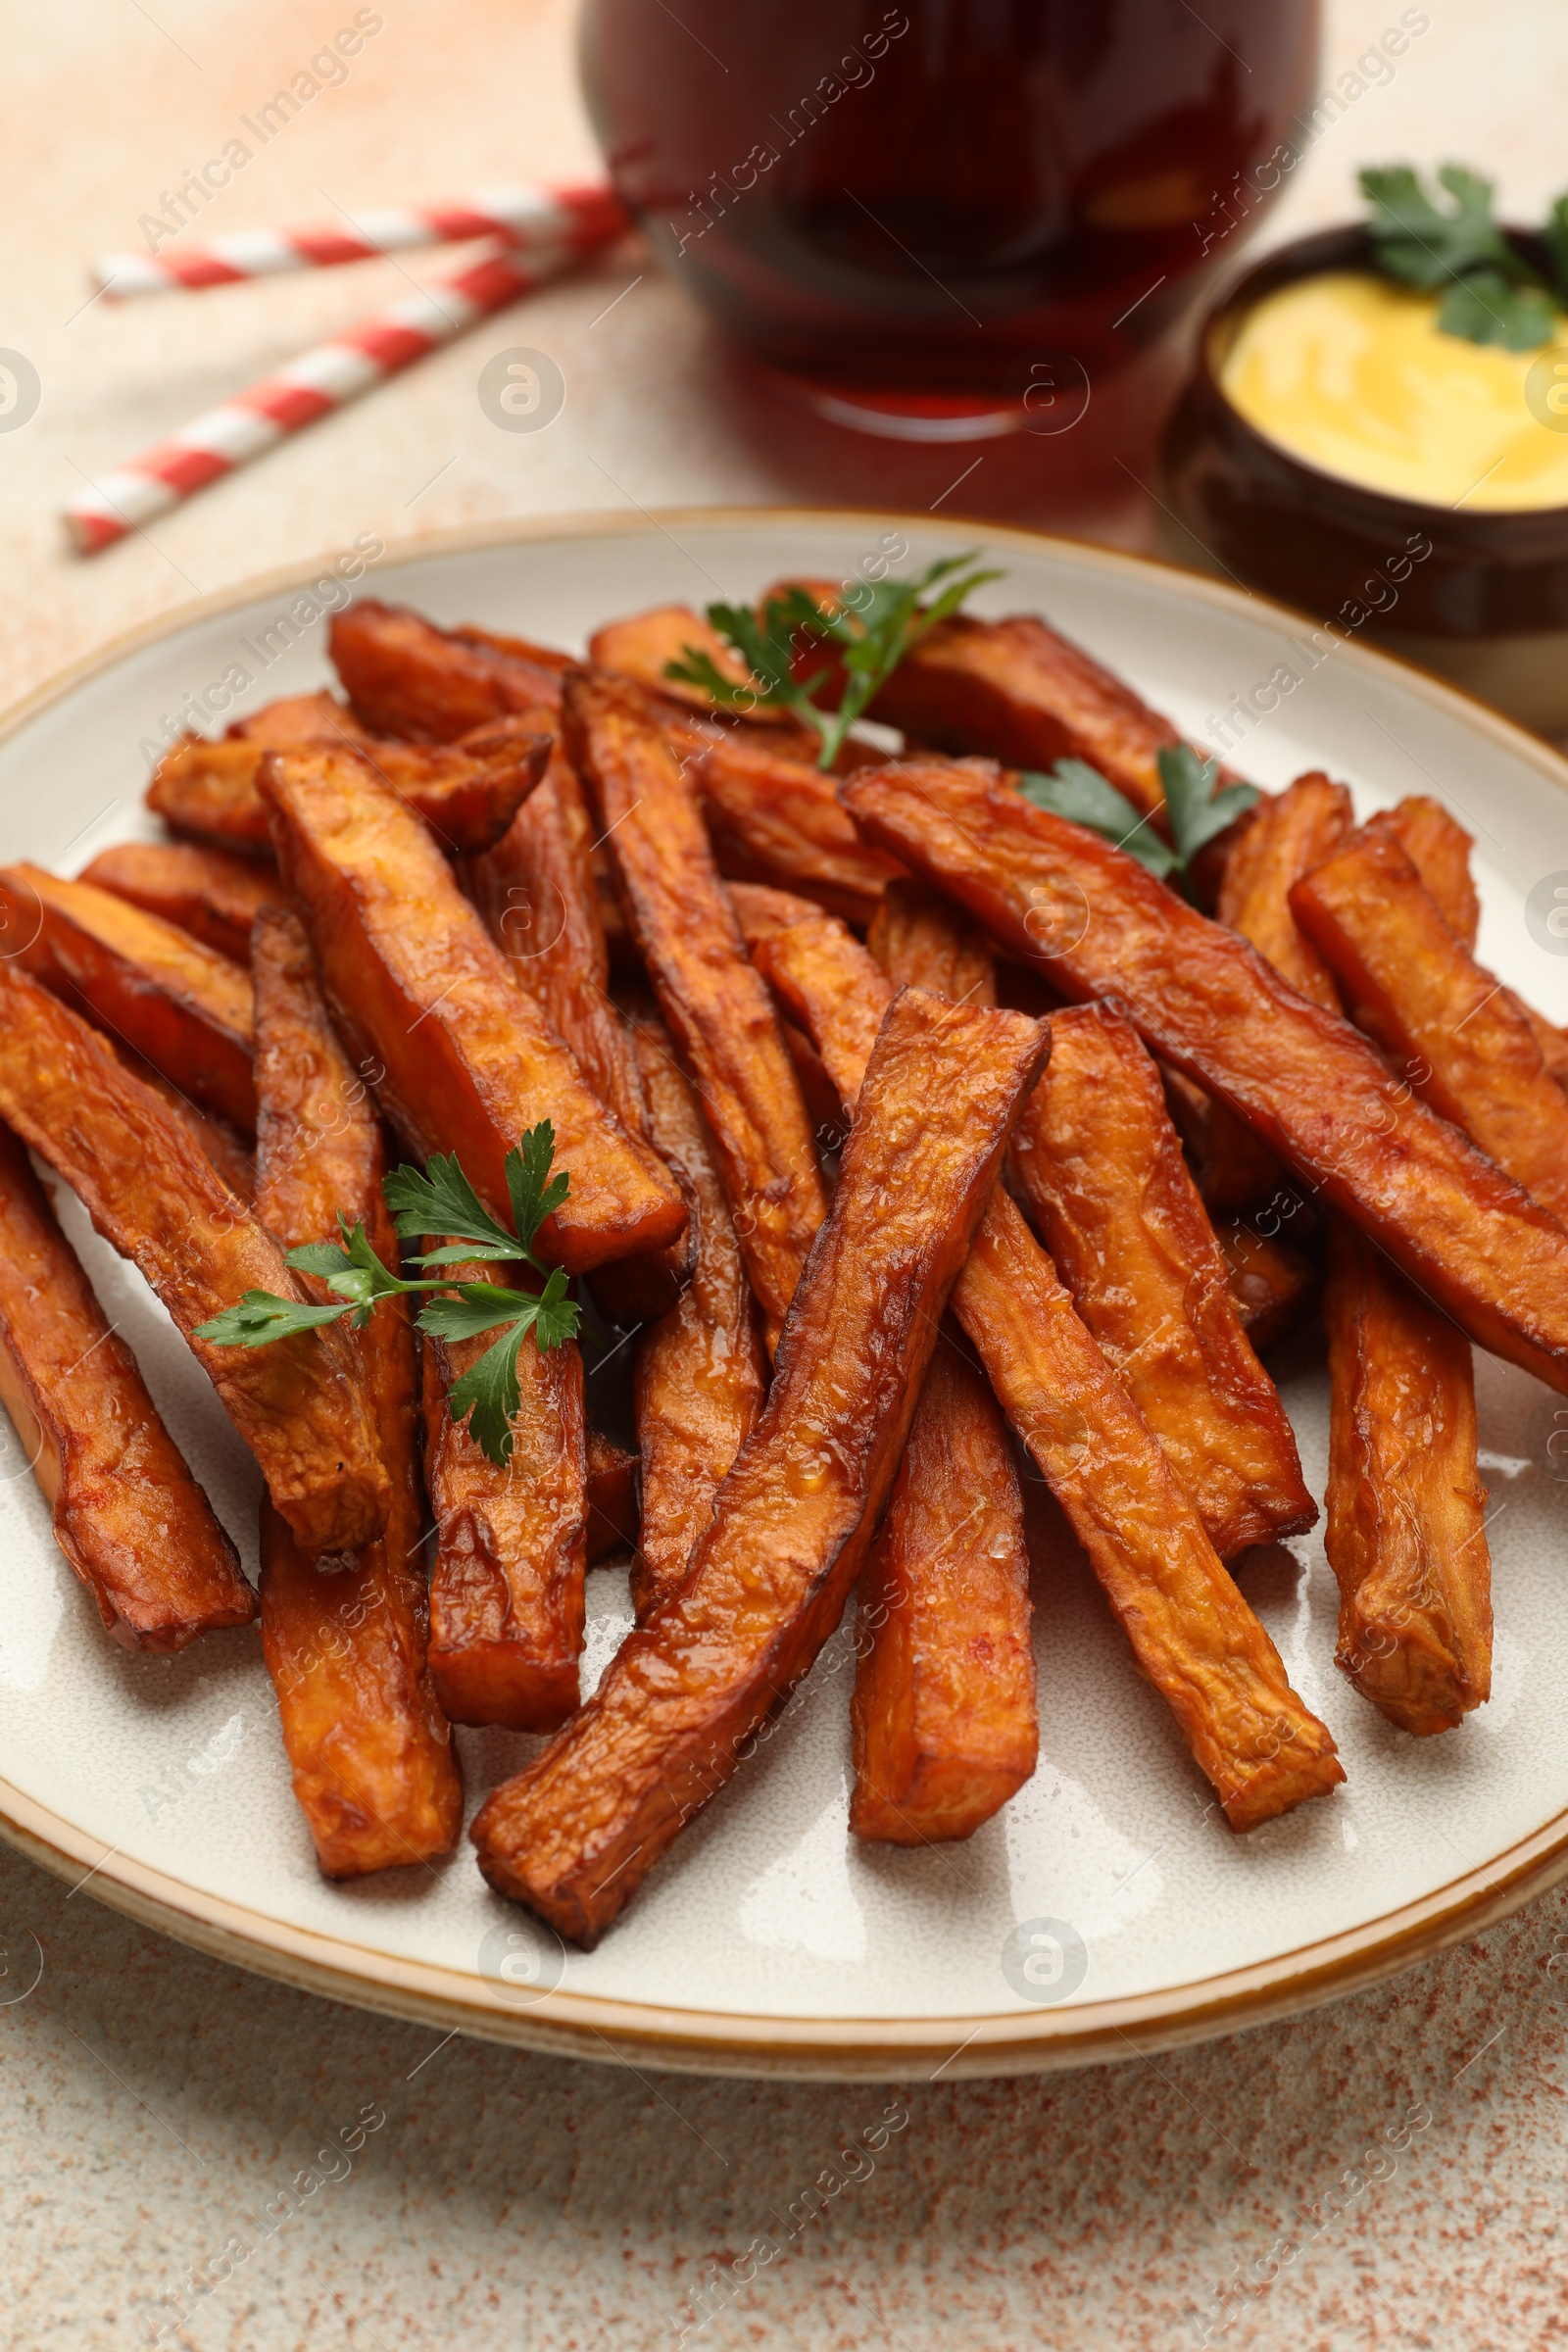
(1015, 760, 1180, 881)
(1156, 744, 1260, 865)
(445, 1322, 529, 1466)
(1360, 163, 1527, 290)
(1360, 164, 1561, 350)
(285, 1218, 412, 1324)
(666, 553, 1002, 771)
(416, 1283, 536, 1343)
(1011, 747, 1257, 898)
(1545, 194, 1568, 309)
(527, 1265, 579, 1351)
(383, 1152, 524, 1264)
(504, 1119, 569, 1261)
(193, 1291, 350, 1348)
(1437, 270, 1557, 350)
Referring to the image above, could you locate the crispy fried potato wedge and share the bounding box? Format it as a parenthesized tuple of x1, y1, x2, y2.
(1215, 1219, 1316, 1354)
(465, 754, 691, 1325)
(849, 1328, 1036, 1844)
(663, 718, 904, 926)
(81, 842, 279, 964)
(148, 720, 549, 859)
(329, 599, 567, 740)
(421, 1255, 588, 1733)
(843, 758, 1568, 1396)
(0, 860, 257, 1128)
(625, 1004, 766, 1621)
(0, 963, 388, 1555)
(1322, 1219, 1492, 1735)
(755, 904, 1343, 1830)
(1365, 796, 1480, 946)
(586, 1428, 639, 1563)
(259, 746, 687, 1275)
(252, 907, 462, 1875)
(470, 986, 1051, 1942)
(0, 1122, 254, 1650)
(1292, 830, 1568, 1230)
(564, 669, 826, 1348)
(1011, 1003, 1315, 1559)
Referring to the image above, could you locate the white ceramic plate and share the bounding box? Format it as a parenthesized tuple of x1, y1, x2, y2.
(4, 510, 1568, 2082)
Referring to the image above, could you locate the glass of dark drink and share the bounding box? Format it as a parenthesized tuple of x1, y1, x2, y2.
(580, 0, 1320, 440)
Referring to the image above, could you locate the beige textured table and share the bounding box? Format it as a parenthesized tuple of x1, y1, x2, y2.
(4, 4, 1568, 2346)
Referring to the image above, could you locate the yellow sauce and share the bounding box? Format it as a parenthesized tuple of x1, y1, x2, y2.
(1219, 270, 1568, 511)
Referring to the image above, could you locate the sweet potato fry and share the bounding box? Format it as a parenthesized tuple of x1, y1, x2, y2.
(80, 842, 279, 964)
(1010, 1003, 1315, 1558)
(470, 986, 1051, 1942)
(625, 1004, 766, 1620)
(1322, 1219, 1492, 1735)
(0, 963, 388, 1555)
(857, 610, 1188, 820)
(228, 691, 376, 751)
(1365, 796, 1479, 946)
(754, 905, 1344, 1831)
(1362, 798, 1568, 1093)
(147, 720, 549, 859)
(0, 1122, 254, 1650)
(251, 906, 381, 1247)
(1193, 771, 1351, 1207)
(252, 907, 462, 1875)
(956, 1189, 1344, 1828)
(0, 860, 256, 1128)
(421, 1255, 587, 1732)
(867, 877, 997, 1007)
(1291, 831, 1568, 1230)
(854, 876, 1033, 1840)
(1215, 1220, 1316, 1354)
(586, 1428, 639, 1563)
(259, 746, 687, 1274)
(662, 719, 904, 926)
(751, 913, 892, 1113)
(843, 758, 1568, 1396)
(591, 605, 756, 713)
(464, 754, 691, 1324)
(329, 599, 567, 741)
(119, 1054, 255, 1201)
(564, 668, 826, 1348)
(1208, 780, 1493, 1709)
(850, 1329, 1036, 1844)
(1218, 774, 1352, 1004)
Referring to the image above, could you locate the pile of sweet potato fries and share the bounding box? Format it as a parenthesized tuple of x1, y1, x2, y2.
(0, 559, 1557, 1948)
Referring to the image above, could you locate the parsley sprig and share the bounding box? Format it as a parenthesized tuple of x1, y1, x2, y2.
(195, 1122, 578, 1467)
(1015, 744, 1257, 897)
(664, 553, 1002, 771)
(1361, 165, 1568, 350)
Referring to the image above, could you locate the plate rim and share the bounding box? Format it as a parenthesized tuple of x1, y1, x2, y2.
(5, 502, 1568, 2082)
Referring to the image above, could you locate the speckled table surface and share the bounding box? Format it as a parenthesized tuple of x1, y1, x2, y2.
(5, 3, 1568, 2346)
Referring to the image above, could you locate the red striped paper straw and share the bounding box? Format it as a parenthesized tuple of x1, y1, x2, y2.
(65, 240, 600, 554)
(92, 182, 626, 298)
